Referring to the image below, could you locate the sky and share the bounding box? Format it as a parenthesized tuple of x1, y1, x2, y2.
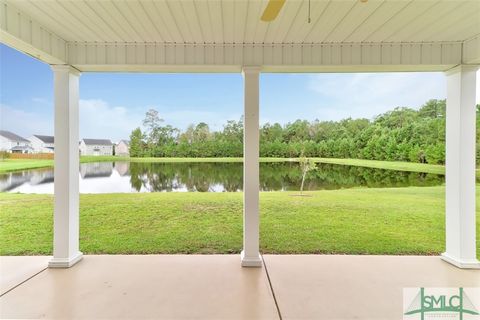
(1, 43, 478, 142)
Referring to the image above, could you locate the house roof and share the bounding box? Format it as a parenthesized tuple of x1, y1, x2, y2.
(0, 130, 29, 142)
(82, 139, 113, 146)
(118, 140, 130, 146)
(33, 135, 54, 143)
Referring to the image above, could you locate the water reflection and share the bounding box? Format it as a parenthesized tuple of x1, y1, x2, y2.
(0, 168, 54, 192)
(80, 162, 113, 178)
(1, 161, 446, 194)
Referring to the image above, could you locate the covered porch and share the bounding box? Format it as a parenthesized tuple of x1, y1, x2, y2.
(0, 0, 479, 317)
(1, 254, 479, 319)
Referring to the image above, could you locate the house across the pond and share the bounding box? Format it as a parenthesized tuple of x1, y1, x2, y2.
(79, 138, 113, 156)
(0, 130, 33, 153)
(116, 140, 130, 156)
(28, 135, 54, 153)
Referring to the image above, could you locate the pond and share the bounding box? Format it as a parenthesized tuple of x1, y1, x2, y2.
(0, 161, 445, 194)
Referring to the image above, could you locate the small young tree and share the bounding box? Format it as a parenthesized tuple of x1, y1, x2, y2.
(299, 153, 317, 195)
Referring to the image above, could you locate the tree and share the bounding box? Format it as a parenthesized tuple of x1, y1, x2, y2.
(143, 109, 163, 134)
(418, 99, 445, 119)
(261, 122, 283, 143)
(125, 98, 470, 164)
(425, 144, 445, 164)
(142, 109, 164, 148)
(222, 118, 243, 143)
(179, 124, 196, 144)
(129, 128, 144, 157)
(298, 154, 317, 195)
(194, 122, 211, 142)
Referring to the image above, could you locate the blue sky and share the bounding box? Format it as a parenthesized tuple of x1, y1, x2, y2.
(1, 42, 470, 142)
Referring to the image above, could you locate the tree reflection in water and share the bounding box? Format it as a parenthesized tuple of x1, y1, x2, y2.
(125, 161, 445, 192)
(1, 161, 448, 193)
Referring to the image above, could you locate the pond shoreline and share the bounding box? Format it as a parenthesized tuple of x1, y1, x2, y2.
(0, 157, 447, 174)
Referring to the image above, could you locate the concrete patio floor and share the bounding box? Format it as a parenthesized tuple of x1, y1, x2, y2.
(0, 255, 478, 320)
(0, 255, 50, 295)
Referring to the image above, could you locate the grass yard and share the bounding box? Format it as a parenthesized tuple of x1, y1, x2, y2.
(1, 156, 448, 174)
(1, 186, 479, 257)
(310, 158, 446, 175)
(0, 159, 54, 173)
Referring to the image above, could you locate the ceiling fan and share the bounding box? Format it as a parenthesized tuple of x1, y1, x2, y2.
(260, 0, 286, 22)
(260, 0, 369, 22)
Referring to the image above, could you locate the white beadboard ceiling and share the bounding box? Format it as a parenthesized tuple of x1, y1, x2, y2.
(7, 0, 480, 45)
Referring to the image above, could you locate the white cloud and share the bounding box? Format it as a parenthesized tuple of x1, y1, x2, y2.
(79, 99, 145, 142)
(0, 99, 146, 141)
(0, 98, 241, 141)
(0, 103, 52, 137)
(308, 72, 447, 120)
(31, 97, 51, 105)
(80, 100, 241, 139)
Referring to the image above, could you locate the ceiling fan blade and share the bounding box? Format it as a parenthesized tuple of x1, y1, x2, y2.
(261, 0, 286, 22)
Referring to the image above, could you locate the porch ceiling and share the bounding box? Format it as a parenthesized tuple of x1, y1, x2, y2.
(1, 0, 480, 72)
(7, 0, 480, 44)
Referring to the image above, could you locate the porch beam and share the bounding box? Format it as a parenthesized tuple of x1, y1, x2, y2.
(442, 65, 480, 269)
(66, 42, 463, 73)
(462, 35, 480, 64)
(49, 65, 82, 268)
(241, 66, 262, 267)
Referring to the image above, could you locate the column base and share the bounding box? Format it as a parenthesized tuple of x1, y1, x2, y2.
(49, 252, 83, 268)
(441, 252, 480, 269)
(241, 250, 262, 267)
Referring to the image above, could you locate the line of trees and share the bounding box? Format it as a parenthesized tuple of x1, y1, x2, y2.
(129, 99, 480, 165)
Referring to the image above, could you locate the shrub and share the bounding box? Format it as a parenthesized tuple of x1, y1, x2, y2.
(0, 151, 10, 159)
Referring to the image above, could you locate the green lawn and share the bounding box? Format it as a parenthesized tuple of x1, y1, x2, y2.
(0, 159, 54, 173)
(0, 156, 448, 174)
(1, 186, 479, 257)
(309, 158, 446, 175)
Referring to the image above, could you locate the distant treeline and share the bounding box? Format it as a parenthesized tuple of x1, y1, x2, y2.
(129, 99, 480, 165)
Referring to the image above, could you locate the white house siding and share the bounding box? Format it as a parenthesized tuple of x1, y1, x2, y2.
(28, 136, 54, 153)
(0, 132, 32, 153)
(0, 135, 14, 151)
(79, 140, 113, 156)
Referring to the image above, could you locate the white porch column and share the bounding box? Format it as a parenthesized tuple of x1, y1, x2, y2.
(442, 65, 480, 269)
(241, 66, 262, 267)
(49, 65, 83, 268)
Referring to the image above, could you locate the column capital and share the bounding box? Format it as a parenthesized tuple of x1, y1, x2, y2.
(445, 64, 479, 76)
(242, 66, 261, 76)
(51, 64, 81, 76)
